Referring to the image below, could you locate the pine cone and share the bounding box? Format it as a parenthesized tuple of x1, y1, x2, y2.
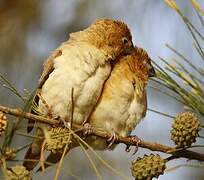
(171, 111, 201, 147)
(45, 127, 72, 154)
(131, 154, 166, 180)
(6, 165, 31, 180)
(0, 111, 7, 136)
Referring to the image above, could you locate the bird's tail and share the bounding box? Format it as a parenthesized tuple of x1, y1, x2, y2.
(23, 144, 41, 171)
(36, 142, 79, 171)
(36, 152, 65, 172)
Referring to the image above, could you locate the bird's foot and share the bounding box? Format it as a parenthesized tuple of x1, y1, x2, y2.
(83, 123, 93, 136)
(125, 135, 141, 155)
(107, 131, 118, 148)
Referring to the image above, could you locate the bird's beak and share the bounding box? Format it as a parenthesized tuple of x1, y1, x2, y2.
(149, 65, 156, 77)
(125, 42, 134, 54)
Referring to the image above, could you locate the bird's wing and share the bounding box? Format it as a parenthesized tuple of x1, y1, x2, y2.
(38, 49, 62, 89)
(36, 42, 111, 125)
(27, 48, 63, 133)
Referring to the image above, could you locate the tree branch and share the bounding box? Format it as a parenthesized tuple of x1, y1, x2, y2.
(0, 104, 204, 161)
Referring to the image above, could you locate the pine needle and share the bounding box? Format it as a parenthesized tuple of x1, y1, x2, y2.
(73, 133, 131, 180)
(147, 108, 175, 119)
(165, 163, 204, 173)
(78, 140, 102, 180)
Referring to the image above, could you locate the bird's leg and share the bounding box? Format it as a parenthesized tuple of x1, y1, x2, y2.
(107, 131, 118, 148)
(125, 135, 141, 155)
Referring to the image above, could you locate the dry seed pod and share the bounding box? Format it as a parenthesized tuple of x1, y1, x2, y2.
(131, 154, 166, 180)
(6, 165, 31, 180)
(0, 111, 7, 136)
(45, 127, 72, 154)
(4, 147, 16, 160)
(171, 111, 201, 147)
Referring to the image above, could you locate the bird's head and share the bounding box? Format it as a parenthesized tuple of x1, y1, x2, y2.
(124, 47, 156, 82)
(70, 19, 134, 60)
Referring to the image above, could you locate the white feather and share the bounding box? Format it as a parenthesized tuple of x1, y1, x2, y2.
(39, 42, 111, 125)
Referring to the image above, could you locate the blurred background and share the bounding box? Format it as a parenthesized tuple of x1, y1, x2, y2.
(0, 0, 203, 179)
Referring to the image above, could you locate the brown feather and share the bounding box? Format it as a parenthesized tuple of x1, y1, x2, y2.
(23, 146, 41, 171)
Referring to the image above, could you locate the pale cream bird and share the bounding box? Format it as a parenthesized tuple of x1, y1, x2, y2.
(23, 19, 133, 170)
(87, 47, 155, 150)
(38, 47, 155, 171)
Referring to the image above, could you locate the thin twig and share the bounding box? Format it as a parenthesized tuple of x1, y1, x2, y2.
(0, 105, 59, 125)
(0, 104, 204, 161)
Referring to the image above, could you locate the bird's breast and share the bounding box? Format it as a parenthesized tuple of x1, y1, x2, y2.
(38, 43, 111, 125)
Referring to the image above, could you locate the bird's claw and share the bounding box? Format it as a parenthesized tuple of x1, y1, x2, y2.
(125, 135, 141, 155)
(125, 145, 131, 152)
(107, 131, 118, 148)
(83, 123, 93, 136)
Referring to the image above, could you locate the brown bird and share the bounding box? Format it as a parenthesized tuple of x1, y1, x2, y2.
(23, 19, 133, 170)
(39, 47, 155, 171)
(87, 47, 155, 150)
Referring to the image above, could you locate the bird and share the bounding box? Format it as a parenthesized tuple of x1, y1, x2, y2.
(86, 47, 155, 150)
(36, 47, 155, 172)
(23, 18, 134, 170)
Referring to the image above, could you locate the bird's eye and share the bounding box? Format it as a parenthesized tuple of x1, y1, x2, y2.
(122, 37, 129, 44)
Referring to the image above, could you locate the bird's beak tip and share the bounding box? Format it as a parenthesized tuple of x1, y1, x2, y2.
(125, 43, 134, 54)
(149, 67, 156, 78)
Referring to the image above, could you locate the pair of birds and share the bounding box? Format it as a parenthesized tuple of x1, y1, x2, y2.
(23, 19, 155, 170)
